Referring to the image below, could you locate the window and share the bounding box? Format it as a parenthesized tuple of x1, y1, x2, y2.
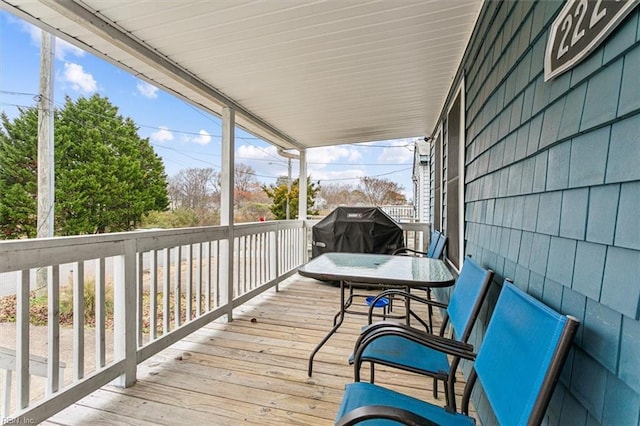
(445, 84, 465, 270)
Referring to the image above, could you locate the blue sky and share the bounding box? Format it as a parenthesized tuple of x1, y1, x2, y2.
(0, 11, 416, 198)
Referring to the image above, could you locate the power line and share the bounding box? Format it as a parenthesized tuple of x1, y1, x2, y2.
(317, 166, 412, 182)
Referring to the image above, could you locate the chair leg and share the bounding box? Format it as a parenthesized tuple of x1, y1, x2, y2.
(370, 363, 375, 383)
(426, 288, 434, 333)
(432, 377, 438, 399)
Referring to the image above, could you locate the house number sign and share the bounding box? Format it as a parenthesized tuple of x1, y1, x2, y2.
(545, 0, 640, 81)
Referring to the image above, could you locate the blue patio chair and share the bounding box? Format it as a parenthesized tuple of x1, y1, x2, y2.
(351, 256, 494, 409)
(336, 281, 580, 426)
(388, 231, 447, 330)
(393, 229, 442, 258)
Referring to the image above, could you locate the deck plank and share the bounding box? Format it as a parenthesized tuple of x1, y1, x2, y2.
(46, 274, 473, 425)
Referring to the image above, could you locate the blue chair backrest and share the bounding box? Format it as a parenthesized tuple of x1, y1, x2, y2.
(431, 234, 447, 259)
(425, 230, 441, 257)
(446, 256, 494, 340)
(474, 282, 578, 425)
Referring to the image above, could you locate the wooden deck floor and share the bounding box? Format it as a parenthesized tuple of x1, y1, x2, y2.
(44, 274, 473, 425)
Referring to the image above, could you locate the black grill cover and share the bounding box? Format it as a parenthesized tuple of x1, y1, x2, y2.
(311, 207, 404, 258)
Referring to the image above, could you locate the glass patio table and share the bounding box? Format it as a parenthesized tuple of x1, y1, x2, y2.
(299, 252, 455, 376)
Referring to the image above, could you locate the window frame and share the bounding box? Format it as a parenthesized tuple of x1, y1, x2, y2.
(444, 80, 465, 271)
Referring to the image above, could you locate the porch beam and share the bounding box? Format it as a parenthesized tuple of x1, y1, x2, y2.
(33, 0, 302, 151)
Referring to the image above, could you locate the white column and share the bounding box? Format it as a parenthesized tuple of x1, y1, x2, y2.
(298, 149, 308, 262)
(220, 107, 235, 321)
(298, 149, 307, 220)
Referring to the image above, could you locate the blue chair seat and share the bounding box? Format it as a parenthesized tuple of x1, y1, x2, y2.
(349, 335, 450, 376)
(336, 382, 475, 426)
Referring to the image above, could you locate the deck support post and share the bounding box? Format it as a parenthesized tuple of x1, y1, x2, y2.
(298, 149, 308, 262)
(220, 107, 235, 322)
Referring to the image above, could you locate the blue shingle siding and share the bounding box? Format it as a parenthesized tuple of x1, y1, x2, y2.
(560, 188, 588, 240)
(586, 184, 619, 245)
(580, 60, 623, 131)
(583, 299, 621, 373)
(437, 0, 640, 423)
(559, 390, 589, 426)
(615, 181, 640, 250)
(601, 246, 640, 319)
(620, 316, 640, 394)
(606, 115, 640, 184)
(546, 141, 571, 190)
(618, 48, 640, 115)
(568, 127, 609, 188)
(602, 372, 640, 426)
(572, 241, 606, 302)
(571, 349, 607, 421)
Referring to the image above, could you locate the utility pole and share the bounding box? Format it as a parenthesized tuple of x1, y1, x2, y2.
(37, 32, 55, 239)
(36, 32, 55, 292)
(277, 149, 298, 220)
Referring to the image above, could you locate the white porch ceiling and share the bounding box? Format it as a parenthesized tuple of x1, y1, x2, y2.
(2, 0, 483, 150)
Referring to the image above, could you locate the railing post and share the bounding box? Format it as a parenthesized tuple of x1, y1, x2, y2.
(114, 239, 137, 387)
(270, 225, 279, 291)
(17, 270, 30, 410)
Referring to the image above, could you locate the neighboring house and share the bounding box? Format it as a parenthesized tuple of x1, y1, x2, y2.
(412, 139, 431, 225)
(430, 2, 640, 425)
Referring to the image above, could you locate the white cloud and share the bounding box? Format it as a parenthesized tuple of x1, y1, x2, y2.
(150, 126, 174, 143)
(136, 80, 159, 99)
(55, 39, 85, 61)
(17, 20, 85, 61)
(193, 130, 212, 145)
(183, 129, 212, 145)
(309, 145, 362, 166)
(62, 62, 97, 94)
(377, 139, 414, 164)
(236, 144, 279, 161)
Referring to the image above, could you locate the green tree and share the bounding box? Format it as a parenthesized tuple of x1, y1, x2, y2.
(262, 177, 319, 220)
(0, 107, 38, 238)
(0, 95, 169, 238)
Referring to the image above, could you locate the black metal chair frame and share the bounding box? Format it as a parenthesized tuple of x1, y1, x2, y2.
(353, 257, 494, 410)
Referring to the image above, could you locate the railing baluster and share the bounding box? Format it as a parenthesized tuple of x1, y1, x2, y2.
(205, 242, 211, 312)
(242, 236, 248, 294)
(185, 244, 192, 321)
(196, 243, 202, 317)
(174, 246, 182, 328)
(163, 248, 170, 335)
(150, 250, 157, 340)
(137, 252, 144, 347)
(47, 265, 60, 395)
(17, 270, 29, 409)
(73, 261, 84, 381)
(95, 258, 106, 368)
(214, 240, 220, 307)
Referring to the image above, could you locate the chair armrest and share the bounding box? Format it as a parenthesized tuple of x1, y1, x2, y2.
(391, 247, 428, 256)
(336, 405, 438, 426)
(357, 322, 474, 354)
(367, 289, 448, 324)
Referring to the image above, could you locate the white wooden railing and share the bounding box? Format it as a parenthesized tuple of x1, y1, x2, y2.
(0, 220, 305, 423)
(0, 219, 428, 423)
